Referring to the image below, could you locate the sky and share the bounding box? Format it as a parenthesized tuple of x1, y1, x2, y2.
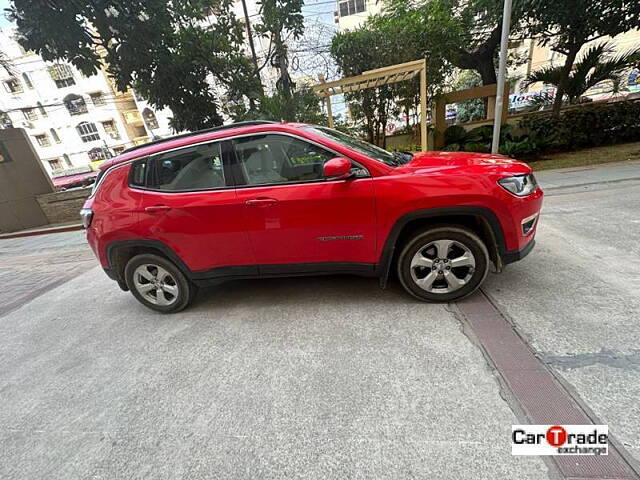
(0, 0, 10, 28)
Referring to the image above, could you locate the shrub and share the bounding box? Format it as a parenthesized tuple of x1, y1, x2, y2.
(442, 98, 640, 157)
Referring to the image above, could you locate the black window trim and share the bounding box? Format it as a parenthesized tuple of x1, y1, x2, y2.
(228, 131, 370, 189)
(130, 138, 234, 193)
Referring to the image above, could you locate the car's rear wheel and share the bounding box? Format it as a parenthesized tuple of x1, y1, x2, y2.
(397, 226, 489, 302)
(125, 254, 196, 313)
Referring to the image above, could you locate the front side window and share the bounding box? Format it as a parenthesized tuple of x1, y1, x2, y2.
(233, 134, 335, 185)
(148, 142, 225, 191)
(76, 122, 100, 142)
(308, 126, 410, 167)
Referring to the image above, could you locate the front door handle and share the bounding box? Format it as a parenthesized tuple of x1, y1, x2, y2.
(145, 205, 172, 213)
(245, 197, 278, 207)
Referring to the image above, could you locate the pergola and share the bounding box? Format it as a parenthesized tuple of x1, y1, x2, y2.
(312, 59, 429, 151)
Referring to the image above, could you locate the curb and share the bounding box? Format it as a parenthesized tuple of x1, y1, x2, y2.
(0, 224, 84, 240)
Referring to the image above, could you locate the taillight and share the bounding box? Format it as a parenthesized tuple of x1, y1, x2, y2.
(80, 208, 94, 228)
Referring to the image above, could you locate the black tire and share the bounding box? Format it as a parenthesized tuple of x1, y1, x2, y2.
(124, 254, 197, 313)
(397, 226, 489, 303)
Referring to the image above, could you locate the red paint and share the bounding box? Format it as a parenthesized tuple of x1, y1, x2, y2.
(547, 426, 568, 447)
(85, 122, 543, 275)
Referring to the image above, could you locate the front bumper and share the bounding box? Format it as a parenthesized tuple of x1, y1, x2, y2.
(503, 238, 536, 265)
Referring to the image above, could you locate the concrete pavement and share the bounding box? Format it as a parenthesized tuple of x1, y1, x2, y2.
(483, 161, 640, 466)
(1, 159, 639, 479)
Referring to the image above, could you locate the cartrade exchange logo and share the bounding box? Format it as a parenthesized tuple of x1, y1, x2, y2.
(512, 425, 608, 455)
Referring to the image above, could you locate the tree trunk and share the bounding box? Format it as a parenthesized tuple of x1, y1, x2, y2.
(552, 46, 579, 118)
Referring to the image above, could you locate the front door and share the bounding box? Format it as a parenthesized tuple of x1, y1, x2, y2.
(136, 140, 256, 274)
(232, 133, 377, 270)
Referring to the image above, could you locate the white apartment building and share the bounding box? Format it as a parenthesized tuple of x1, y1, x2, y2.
(0, 27, 172, 177)
(335, 0, 382, 31)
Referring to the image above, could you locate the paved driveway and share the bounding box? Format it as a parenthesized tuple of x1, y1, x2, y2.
(1, 160, 639, 479)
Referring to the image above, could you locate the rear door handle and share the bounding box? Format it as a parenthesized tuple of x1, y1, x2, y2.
(145, 205, 172, 213)
(245, 197, 278, 207)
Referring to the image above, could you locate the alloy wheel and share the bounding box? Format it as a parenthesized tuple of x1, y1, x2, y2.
(132, 264, 180, 306)
(409, 239, 476, 294)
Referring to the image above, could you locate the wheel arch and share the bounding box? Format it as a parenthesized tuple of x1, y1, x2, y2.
(377, 206, 506, 288)
(106, 239, 193, 285)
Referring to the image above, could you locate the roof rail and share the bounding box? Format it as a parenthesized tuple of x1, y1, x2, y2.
(122, 120, 279, 154)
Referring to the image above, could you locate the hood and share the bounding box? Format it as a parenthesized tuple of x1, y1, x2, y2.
(398, 151, 531, 176)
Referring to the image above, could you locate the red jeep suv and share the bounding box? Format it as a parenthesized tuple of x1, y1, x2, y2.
(82, 121, 543, 312)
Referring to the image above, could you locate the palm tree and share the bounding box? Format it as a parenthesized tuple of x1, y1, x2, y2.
(524, 42, 640, 105)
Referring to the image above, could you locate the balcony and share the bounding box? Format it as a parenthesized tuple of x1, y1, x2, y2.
(122, 110, 144, 127)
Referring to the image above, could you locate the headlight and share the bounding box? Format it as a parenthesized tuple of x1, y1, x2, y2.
(498, 174, 538, 197)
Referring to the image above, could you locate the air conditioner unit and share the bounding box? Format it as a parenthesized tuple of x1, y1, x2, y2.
(21, 121, 35, 129)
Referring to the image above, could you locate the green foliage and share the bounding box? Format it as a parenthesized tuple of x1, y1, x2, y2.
(442, 99, 640, 157)
(254, 0, 305, 97)
(451, 71, 484, 123)
(518, 99, 640, 151)
(330, 28, 400, 146)
(522, 0, 640, 114)
(525, 42, 640, 104)
(9, 0, 258, 132)
(232, 86, 326, 124)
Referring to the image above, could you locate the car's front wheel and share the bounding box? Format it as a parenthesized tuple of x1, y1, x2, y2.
(397, 226, 489, 302)
(125, 254, 196, 313)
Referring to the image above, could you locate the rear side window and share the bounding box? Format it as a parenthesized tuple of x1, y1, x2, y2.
(130, 160, 147, 187)
(148, 142, 225, 191)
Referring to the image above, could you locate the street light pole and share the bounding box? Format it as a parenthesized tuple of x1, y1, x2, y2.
(491, 0, 513, 154)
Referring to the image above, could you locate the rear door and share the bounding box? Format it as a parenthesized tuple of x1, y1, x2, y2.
(135, 140, 256, 274)
(232, 133, 377, 270)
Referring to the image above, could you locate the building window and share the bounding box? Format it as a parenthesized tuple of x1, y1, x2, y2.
(102, 120, 121, 139)
(142, 108, 159, 130)
(22, 72, 33, 89)
(22, 108, 38, 121)
(90, 92, 106, 106)
(3, 78, 23, 94)
(37, 102, 47, 117)
(48, 64, 76, 88)
(50, 128, 61, 143)
(113, 146, 125, 155)
(88, 147, 107, 161)
(76, 121, 100, 142)
(49, 158, 63, 172)
(64, 94, 88, 115)
(338, 0, 365, 17)
(0, 111, 12, 129)
(63, 154, 73, 168)
(35, 134, 51, 147)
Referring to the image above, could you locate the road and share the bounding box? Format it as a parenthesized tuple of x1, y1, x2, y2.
(1, 160, 639, 479)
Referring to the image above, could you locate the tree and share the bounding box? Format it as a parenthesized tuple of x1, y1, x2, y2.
(380, 0, 527, 87)
(525, 42, 640, 105)
(9, 0, 260, 131)
(523, 0, 640, 116)
(254, 0, 305, 98)
(330, 28, 400, 146)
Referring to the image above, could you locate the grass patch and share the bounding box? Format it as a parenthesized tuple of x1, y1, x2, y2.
(529, 142, 640, 171)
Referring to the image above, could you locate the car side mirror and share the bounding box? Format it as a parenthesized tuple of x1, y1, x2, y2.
(323, 157, 352, 180)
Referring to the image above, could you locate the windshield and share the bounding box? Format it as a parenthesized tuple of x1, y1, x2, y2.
(308, 126, 412, 167)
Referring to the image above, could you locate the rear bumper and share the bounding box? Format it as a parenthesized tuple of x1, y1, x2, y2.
(503, 238, 536, 265)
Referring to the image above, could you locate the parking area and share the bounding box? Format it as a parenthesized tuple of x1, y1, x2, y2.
(1, 161, 639, 479)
